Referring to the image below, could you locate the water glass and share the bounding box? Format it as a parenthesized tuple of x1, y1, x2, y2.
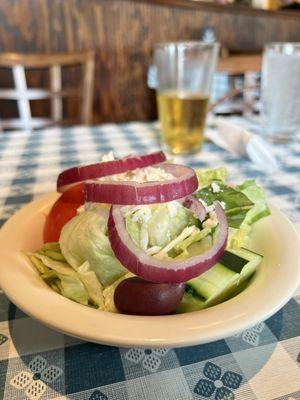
(261, 43, 300, 142)
(153, 42, 219, 154)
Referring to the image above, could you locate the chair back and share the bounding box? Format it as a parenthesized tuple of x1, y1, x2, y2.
(0, 51, 95, 130)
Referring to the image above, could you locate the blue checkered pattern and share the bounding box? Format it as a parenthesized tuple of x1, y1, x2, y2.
(0, 118, 299, 400)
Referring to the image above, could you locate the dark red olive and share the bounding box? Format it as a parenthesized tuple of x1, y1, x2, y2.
(114, 277, 185, 315)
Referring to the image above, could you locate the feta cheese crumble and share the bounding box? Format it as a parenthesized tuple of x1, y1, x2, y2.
(211, 182, 220, 193)
(100, 152, 174, 182)
(199, 199, 215, 213)
(202, 211, 218, 229)
(219, 201, 226, 210)
(98, 166, 174, 184)
(101, 151, 115, 162)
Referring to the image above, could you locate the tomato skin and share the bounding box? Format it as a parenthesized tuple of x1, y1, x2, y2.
(59, 183, 84, 203)
(43, 183, 84, 243)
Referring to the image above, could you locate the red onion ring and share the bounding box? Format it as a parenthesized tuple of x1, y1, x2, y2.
(183, 196, 206, 222)
(57, 151, 166, 192)
(84, 163, 198, 205)
(108, 202, 228, 283)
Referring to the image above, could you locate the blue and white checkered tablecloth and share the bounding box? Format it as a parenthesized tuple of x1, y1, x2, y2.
(0, 119, 299, 400)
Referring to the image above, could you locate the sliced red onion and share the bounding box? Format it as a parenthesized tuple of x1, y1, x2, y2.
(84, 163, 198, 205)
(183, 196, 206, 222)
(57, 151, 166, 192)
(108, 202, 228, 283)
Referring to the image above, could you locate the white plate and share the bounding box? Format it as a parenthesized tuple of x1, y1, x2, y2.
(0, 193, 299, 348)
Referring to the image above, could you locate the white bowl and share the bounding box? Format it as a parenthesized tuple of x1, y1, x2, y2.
(0, 193, 299, 348)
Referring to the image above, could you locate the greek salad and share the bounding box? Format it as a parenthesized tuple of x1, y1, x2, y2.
(28, 151, 270, 315)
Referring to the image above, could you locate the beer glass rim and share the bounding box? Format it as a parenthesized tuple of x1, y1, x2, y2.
(264, 42, 300, 54)
(154, 41, 220, 51)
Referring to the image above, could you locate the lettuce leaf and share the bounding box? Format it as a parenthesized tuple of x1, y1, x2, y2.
(227, 227, 249, 250)
(56, 273, 89, 305)
(195, 173, 269, 250)
(38, 242, 66, 261)
(236, 179, 270, 225)
(29, 252, 90, 305)
(59, 208, 127, 287)
(33, 253, 77, 276)
(102, 272, 134, 313)
(76, 261, 104, 308)
(196, 167, 227, 189)
(195, 182, 254, 229)
(28, 249, 104, 308)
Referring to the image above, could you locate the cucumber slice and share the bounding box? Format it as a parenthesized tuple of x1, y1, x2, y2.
(228, 278, 250, 299)
(177, 247, 262, 312)
(188, 263, 239, 300)
(229, 248, 263, 283)
(175, 292, 206, 313)
(218, 251, 248, 273)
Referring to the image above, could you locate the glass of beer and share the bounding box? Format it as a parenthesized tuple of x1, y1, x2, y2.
(153, 41, 219, 154)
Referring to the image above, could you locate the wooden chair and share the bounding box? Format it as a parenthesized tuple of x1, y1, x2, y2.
(217, 54, 262, 75)
(212, 54, 262, 114)
(0, 51, 95, 130)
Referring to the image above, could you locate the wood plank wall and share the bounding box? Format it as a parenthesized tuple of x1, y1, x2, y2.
(0, 0, 299, 123)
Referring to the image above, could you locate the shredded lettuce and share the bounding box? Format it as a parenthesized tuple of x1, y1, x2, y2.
(123, 201, 197, 250)
(175, 227, 210, 253)
(154, 226, 200, 259)
(123, 201, 215, 260)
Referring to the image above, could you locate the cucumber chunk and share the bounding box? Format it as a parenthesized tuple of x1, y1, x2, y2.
(175, 292, 206, 313)
(177, 247, 262, 313)
(188, 263, 239, 301)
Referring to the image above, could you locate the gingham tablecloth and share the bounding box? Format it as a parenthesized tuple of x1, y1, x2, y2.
(0, 119, 299, 400)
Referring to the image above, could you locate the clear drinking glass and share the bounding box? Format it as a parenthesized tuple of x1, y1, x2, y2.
(153, 42, 219, 154)
(261, 43, 300, 142)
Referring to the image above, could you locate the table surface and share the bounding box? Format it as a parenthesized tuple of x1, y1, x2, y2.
(0, 118, 299, 400)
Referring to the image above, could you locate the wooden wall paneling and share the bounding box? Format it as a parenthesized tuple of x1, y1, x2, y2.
(0, 0, 299, 124)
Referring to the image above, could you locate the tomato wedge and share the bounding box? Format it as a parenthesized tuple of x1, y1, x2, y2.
(43, 183, 84, 243)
